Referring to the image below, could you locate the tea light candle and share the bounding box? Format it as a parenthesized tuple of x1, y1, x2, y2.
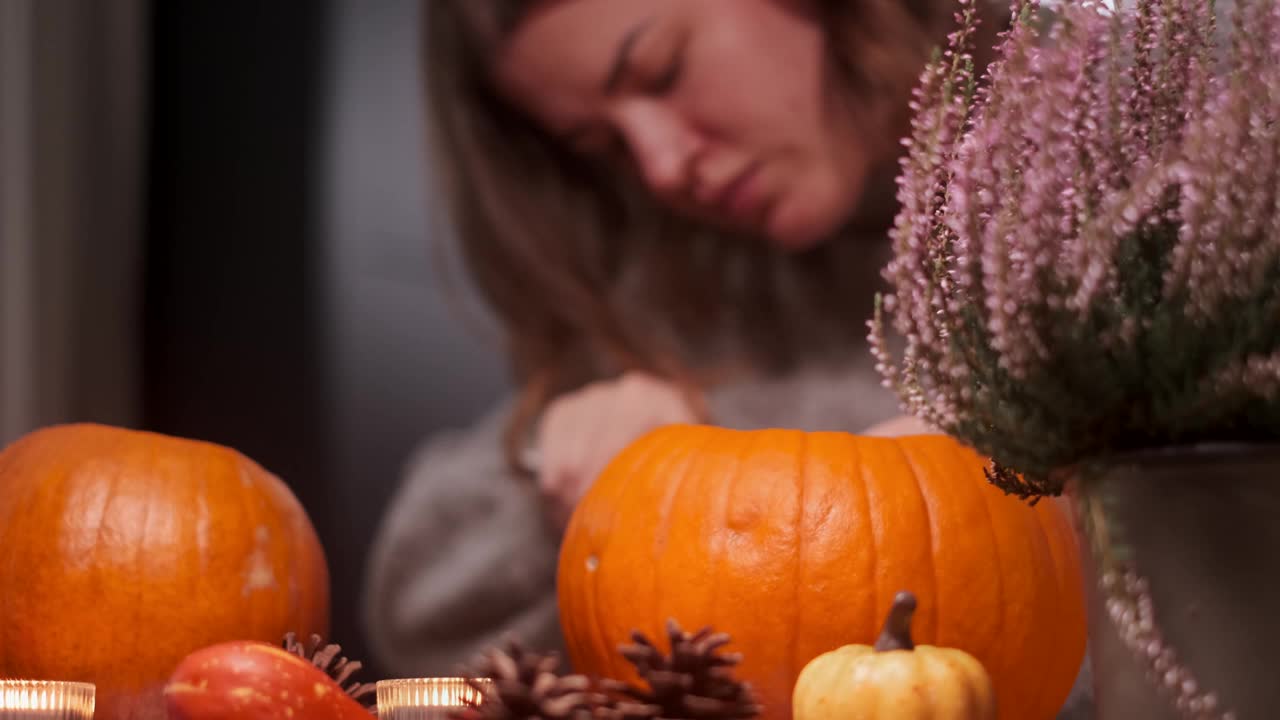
(376, 677, 492, 720)
(0, 681, 95, 720)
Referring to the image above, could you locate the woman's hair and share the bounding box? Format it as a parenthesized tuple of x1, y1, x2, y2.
(422, 0, 966, 471)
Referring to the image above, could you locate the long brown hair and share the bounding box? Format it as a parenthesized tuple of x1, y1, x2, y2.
(422, 0, 974, 472)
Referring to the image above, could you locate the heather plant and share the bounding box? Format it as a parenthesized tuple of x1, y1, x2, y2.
(869, 0, 1280, 498)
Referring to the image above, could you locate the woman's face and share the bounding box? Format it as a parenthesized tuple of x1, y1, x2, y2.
(494, 0, 882, 252)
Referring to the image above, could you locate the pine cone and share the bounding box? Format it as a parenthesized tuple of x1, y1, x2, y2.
(450, 640, 609, 720)
(282, 632, 377, 711)
(602, 620, 762, 720)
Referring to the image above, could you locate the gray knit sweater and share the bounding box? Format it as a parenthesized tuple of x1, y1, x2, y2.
(362, 359, 1092, 718)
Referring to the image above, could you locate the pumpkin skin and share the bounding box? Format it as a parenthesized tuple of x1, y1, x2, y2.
(557, 425, 1085, 720)
(792, 591, 996, 720)
(0, 423, 330, 720)
(165, 641, 371, 720)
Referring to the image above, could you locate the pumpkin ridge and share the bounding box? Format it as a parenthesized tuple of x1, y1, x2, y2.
(1036, 503, 1086, 713)
(194, 457, 212, 610)
(628, 431, 697, 678)
(273, 462, 294, 623)
(257, 461, 284, 634)
(968, 453, 1006, 668)
(232, 446, 264, 635)
(250, 458, 281, 622)
(91, 462, 122, 671)
(893, 439, 939, 645)
(1015, 501, 1063, 716)
(5, 454, 43, 667)
(264, 464, 296, 633)
(29, 467, 49, 640)
(707, 430, 751, 658)
(974, 463, 1031, 719)
(132, 459, 157, 672)
(573, 435, 628, 678)
(650, 429, 714, 644)
(596, 431, 672, 680)
(257, 459, 284, 634)
(852, 435, 878, 647)
(787, 431, 808, 689)
(1010, 488, 1063, 718)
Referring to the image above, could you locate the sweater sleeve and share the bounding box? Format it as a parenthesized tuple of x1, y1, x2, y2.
(708, 359, 905, 434)
(362, 399, 566, 677)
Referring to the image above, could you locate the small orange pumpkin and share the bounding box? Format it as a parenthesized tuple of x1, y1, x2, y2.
(557, 425, 1085, 720)
(0, 424, 330, 720)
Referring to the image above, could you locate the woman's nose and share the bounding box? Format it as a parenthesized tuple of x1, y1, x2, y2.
(614, 103, 701, 197)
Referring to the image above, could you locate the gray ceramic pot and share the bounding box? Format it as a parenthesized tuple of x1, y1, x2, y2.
(1070, 444, 1280, 719)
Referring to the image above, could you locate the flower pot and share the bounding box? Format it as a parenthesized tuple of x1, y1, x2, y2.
(1070, 444, 1280, 719)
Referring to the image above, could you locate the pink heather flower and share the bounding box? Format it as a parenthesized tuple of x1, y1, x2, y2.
(869, 0, 1280, 494)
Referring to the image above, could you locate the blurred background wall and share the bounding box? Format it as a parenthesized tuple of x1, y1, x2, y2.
(1, 0, 509, 679)
(1, 0, 146, 444)
(317, 0, 511, 673)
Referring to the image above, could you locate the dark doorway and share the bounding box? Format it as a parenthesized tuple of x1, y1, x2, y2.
(141, 0, 374, 673)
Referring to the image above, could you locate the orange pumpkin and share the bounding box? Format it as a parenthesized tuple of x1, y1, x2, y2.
(558, 425, 1085, 720)
(0, 423, 329, 720)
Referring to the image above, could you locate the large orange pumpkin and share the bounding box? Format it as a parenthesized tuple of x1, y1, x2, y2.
(0, 424, 330, 720)
(558, 425, 1085, 720)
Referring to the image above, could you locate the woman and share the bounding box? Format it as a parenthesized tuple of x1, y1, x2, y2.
(366, 0, 1006, 678)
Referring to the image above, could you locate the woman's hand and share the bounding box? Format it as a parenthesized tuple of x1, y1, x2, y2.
(535, 372, 704, 531)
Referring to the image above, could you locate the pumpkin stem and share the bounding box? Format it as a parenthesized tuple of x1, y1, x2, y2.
(873, 591, 917, 652)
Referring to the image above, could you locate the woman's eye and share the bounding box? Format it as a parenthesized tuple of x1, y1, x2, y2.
(647, 38, 686, 95)
(649, 53, 683, 95)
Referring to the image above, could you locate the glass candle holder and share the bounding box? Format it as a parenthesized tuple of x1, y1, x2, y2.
(0, 681, 95, 720)
(376, 677, 492, 720)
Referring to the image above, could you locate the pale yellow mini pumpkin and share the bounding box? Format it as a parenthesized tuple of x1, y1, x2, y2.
(792, 591, 997, 720)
